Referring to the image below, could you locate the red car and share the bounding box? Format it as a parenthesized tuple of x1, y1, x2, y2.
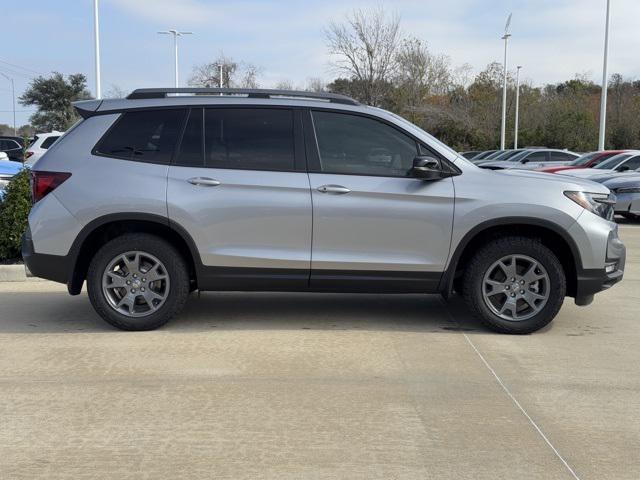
(537, 150, 628, 174)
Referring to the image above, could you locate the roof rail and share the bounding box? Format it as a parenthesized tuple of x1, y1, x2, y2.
(126, 88, 359, 106)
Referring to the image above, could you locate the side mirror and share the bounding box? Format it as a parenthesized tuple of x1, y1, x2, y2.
(411, 156, 444, 180)
(618, 165, 629, 172)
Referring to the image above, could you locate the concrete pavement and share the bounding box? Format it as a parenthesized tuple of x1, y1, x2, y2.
(0, 224, 638, 479)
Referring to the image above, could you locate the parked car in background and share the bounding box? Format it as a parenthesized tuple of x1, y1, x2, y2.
(478, 149, 580, 170)
(22, 88, 625, 334)
(470, 149, 499, 161)
(460, 151, 482, 159)
(0, 136, 25, 162)
(0, 153, 24, 199)
(558, 151, 640, 179)
(477, 149, 527, 164)
(593, 173, 640, 221)
(24, 131, 63, 165)
(537, 150, 629, 174)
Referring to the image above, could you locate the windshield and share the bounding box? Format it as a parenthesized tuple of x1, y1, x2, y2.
(595, 153, 633, 169)
(568, 152, 597, 166)
(496, 149, 525, 161)
(506, 150, 532, 163)
(482, 150, 506, 160)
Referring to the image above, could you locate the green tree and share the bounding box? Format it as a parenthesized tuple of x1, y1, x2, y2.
(19, 72, 92, 132)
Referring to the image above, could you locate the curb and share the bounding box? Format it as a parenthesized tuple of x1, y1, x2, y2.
(0, 264, 43, 282)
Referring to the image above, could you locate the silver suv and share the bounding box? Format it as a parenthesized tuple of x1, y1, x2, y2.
(22, 88, 626, 333)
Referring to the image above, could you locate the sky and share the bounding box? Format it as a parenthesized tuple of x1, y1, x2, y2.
(1, 0, 639, 129)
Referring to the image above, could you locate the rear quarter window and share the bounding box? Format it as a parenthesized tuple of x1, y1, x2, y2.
(94, 109, 186, 164)
(40, 136, 60, 149)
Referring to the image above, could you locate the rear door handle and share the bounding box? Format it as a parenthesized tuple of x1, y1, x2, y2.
(317, 184, 351, 194)
(187, 177, 221, 187)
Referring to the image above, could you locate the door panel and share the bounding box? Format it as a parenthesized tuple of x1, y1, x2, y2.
(308, 173, 454, 290)
(167, 106, 312, 290)
(168, 167, 312, 273)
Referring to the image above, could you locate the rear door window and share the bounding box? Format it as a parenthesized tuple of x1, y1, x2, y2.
(550, 151, 573, 162)
(524, 151, 548, 163)
(204, 108, 294, 171)
(95, 109, 186, 164)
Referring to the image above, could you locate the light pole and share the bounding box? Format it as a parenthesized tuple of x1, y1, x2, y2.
(500, 13, 512, 150)
(93, 0, 101, 99)
(598, 0, 611, 150)
(0, 72, 16, 136)
(158, 30, 193, 88)
(217, 63, 224, 88)
(514, 65, 522, 149)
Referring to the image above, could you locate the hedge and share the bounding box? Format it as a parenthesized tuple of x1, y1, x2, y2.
(0, 169, 31, 261)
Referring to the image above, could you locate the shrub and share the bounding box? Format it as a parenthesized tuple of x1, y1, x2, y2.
(0, 169, 31, 261)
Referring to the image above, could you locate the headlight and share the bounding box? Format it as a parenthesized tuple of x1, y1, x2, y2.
(614, 187, 640, 194)
(564, 191, 616, 220)
(0, 177, 11, 190)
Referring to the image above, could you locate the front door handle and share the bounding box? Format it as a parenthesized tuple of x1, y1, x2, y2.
(317, 184, 351, 194)
(187, 177, 221, 187)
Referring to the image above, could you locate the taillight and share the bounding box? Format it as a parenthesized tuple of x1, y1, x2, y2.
(25, 151, 34, 159)
(30, 171, 71, 203)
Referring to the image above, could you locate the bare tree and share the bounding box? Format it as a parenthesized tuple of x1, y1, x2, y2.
(275, 80, 294, 91)
(325, 6, 401, 105)
(306, 77, 327, 92)
(105, 84, 127, 99)
(189, 53, 260, 88)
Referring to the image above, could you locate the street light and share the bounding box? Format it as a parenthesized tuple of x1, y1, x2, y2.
(598, 0, 611, 151)
(0, 72, 16, 136)
(93, 0, 101, 99)
(514, 65, 522, 149)
(157, 30, 193, 88)
(216, 63, 224, 88)
(500, 13, 512, 150)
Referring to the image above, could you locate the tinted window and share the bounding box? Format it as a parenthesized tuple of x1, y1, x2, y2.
(523, 151, 547, 162)
(596, 153, 633, 169)
(95, 109, 185, 163)
(591, 152, 620, 166)
(200, 108, 294, 171)
(40, 136, 60, 149)
(176, 108, 203, 167)
(312, 111, 418, 176)
(550, 151, 573, 162)
(619, 156, 640, 171)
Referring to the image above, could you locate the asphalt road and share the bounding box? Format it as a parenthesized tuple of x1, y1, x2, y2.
(0, 223, 638, 480)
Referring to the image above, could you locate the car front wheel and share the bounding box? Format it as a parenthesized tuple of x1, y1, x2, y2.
(87, 233, 190, 331)
(462, 236, 566, 334)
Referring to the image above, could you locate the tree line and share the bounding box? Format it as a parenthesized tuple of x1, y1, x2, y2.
(10, 6, 640, 153)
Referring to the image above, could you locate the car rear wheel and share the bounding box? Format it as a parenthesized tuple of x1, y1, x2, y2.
(462, 236, 566, 334)
(87, 233, 190, 331)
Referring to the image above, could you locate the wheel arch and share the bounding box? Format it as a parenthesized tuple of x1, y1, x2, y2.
(67, 213, 201, 295)
(440, 217, 582, 299)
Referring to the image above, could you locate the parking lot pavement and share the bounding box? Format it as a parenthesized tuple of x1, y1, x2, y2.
(0, 225, 638, 480)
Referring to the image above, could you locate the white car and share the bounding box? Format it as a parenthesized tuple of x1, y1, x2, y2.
(558, 151, 640, 179)
(25, 131, 64, 166)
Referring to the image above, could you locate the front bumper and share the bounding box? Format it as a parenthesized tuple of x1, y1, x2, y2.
(21, 227, 69, 284)
(574, 226, 626, 305)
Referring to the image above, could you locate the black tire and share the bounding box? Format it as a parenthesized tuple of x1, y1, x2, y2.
(462, 236, 566, 334)
(621, 212, 640, 221)
(87, 233, 190, 331)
